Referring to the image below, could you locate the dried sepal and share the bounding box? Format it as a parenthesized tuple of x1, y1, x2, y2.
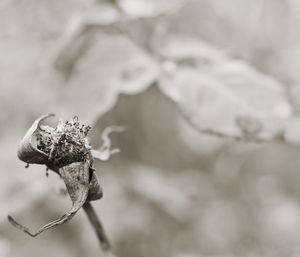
(17, 114, 55, 165)
(92, 126, 126, 161)
(59, 161, 90, 203)
(8, 161, 90, 237)
(8, 206, 77, 237)
(87, 171, 103, 201)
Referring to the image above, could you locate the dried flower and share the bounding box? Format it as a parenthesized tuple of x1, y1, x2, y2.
(8, 114, 125, 237)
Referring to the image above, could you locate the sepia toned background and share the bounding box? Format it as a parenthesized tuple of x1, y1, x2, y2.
(2, 0, 300, 256)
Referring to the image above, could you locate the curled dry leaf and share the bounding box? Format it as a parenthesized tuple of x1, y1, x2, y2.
(17, 114, 54, 166)
(8, 114, 122, 237)
(88, 171, 103, 201)
(91, 125, 127, 161)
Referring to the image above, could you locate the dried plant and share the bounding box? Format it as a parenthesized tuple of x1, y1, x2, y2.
(8, 114, 125, 254)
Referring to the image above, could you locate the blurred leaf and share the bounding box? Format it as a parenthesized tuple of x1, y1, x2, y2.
(119, 0, 187, 18)
(110, 54, 159, 94)
(0, 237, 10, 257)
(158, 37, 292, 140)
(53, 5, 120, 78)
(91, 85, 221, 170)
(59, 36, 160, 125)
(284, 116, 300, 144)
(129, 164, 193, 221)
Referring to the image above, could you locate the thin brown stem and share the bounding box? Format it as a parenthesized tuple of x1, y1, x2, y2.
(83, 202, 113, 253)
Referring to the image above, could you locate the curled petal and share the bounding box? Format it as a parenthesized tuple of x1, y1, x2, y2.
(17, 114, 55, 164)
(59, 161, 90, 203)
(92, 125, 126, 161)
(87, 171, 103, 201)
(8, 161, 90, 237)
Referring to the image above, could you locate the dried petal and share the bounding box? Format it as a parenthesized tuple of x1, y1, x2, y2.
(17, 114, 55, 164)
(59, 161, 90, 203)
(8, 161, 90, 237)
(87, 171, 103, 201)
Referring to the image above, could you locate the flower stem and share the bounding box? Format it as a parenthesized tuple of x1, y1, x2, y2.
(83, 202, 112, 253)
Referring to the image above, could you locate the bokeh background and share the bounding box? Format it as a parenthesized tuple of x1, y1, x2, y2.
(2, 0, 300, 256)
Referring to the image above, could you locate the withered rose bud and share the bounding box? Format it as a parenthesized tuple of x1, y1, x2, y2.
(8, 114, 125, 237)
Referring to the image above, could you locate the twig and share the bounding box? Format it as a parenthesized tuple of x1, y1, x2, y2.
(83, 202, 115, 255)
